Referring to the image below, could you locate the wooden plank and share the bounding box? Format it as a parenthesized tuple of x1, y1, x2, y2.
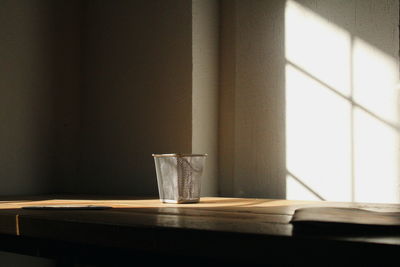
(14, 206, 400, 247)
(2, 196, 399, 213)
(17, 209, 293, 237)
(1, 195, 400, 265)
(1, 195, 400, 248)
(108, 207, 292, 224)
(0, 211, 18, 235)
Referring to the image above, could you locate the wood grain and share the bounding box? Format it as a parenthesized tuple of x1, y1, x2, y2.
(1, 196, 400, 265)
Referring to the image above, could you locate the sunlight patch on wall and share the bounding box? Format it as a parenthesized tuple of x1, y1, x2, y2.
(354, 108, 399, 203)
(286, 174, 321, 201)
(286, 64, 352, 202)
(353, 38, 399, 125)
(285, 0, 351, 97)
(285, 0, 400, 203)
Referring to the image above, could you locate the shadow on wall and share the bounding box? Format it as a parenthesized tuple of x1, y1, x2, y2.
(285, 0, 400, 203)
(219, 0, 287, 199)
(0, 0, 82, 196)
(75, 0, 193, 196)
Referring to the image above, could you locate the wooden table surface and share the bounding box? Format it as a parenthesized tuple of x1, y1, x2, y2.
(0, 195, 399, 265)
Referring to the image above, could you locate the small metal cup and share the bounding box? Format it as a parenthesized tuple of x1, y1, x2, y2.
(152, 153, 207, 203)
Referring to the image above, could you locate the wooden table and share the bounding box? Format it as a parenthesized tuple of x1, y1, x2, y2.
(0, 195, 399, 266)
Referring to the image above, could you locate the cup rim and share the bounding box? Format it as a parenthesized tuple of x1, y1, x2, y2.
(152, 153, 207, 158)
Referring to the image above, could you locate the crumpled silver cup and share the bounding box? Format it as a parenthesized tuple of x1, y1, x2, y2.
(152, 153, 207, 203)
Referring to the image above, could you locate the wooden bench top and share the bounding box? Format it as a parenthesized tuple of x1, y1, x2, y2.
(0, 195, 399, 265)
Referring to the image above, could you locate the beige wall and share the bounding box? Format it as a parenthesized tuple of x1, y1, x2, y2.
(73, 0, 219, 196)
(1, 0, 397, 201)
(285, 0, 400, 203)
(52, 1, 82, 193)
(71, 0, 193, 195)
(0, 0, 81, 195)
(219, 0, 286, 198)
(0, 0, 218, 197)
(192, 0, 219, 196)
(219, 0, 399, 201)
